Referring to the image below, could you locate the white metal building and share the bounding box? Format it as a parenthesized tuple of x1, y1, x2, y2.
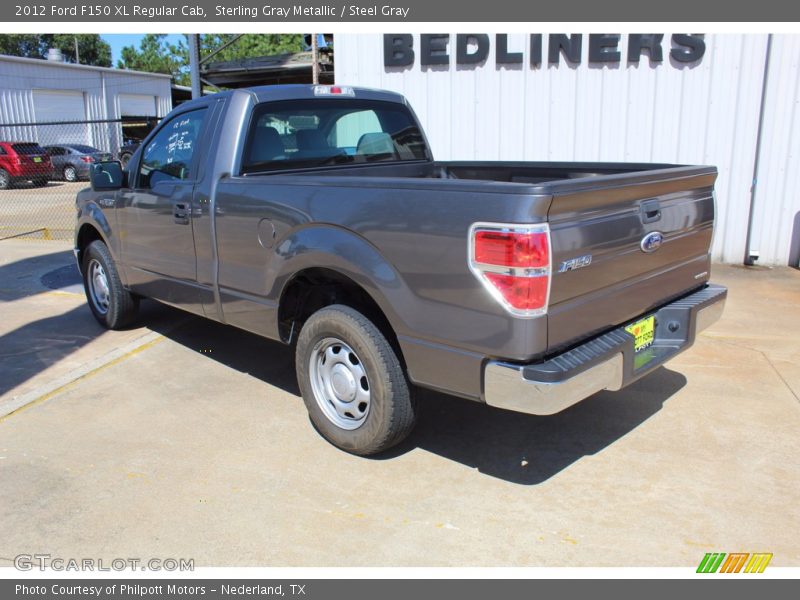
(336, 34, 800, 266)
(0, 54, 172, 155)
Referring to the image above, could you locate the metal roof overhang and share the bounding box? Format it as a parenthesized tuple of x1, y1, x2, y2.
(202, 51, 334, 88)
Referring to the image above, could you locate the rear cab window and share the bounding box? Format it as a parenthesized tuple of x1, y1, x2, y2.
(241, 99, 430, 174)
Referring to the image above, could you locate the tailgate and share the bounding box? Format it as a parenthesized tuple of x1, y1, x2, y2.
(546, 166, 717, 353)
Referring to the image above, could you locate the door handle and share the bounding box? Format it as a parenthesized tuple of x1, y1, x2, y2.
(173, 202, 190, 225)
(640, 199, 661, 224)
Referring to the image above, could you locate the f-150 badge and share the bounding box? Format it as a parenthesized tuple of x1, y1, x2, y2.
(558, 254, 593, 272)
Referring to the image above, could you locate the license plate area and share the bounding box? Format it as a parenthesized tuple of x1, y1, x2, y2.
(625, 315, 655, 353)
(33, 157, 42, 163)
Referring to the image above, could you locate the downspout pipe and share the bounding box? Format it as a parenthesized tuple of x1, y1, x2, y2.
(744, 33, 773, 265)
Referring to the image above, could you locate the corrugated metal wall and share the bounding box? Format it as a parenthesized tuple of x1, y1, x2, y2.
(750, 35, 800, 266)
(336, 34, 800, 265)
(0, 56, 172, 153)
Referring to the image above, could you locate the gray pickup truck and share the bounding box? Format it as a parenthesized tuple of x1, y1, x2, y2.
(75, 85, 726, 455)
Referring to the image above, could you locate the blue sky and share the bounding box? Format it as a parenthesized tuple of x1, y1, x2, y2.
(102, 34, 184, 65)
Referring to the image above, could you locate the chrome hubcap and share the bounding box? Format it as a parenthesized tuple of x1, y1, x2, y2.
(309, 337, 371, 430)
(65, 167, 76, 181)
(88, 259, 110, 314)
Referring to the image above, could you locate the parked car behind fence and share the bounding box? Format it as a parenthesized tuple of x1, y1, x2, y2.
(45, 144, 112, 182)
(0, 142, 54, 189)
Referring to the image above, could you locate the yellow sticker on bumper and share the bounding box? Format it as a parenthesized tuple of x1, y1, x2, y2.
(625, 315, 655, 352)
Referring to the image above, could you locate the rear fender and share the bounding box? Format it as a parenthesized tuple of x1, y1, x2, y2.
(273, 225, 413, 337)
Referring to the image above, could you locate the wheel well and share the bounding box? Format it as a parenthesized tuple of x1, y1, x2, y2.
(76, 224, 103, 267)
(278, 268, 404, 364)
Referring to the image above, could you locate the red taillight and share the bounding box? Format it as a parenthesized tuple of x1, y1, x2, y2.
(474, 230, 548, 268)
(483, 273, 549, 310)
(80, 156, 93, 163)
(470, 224, 551, 316)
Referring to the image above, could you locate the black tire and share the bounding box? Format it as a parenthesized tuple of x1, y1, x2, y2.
(81, 240, 139, 329)
(296, 304, 416, 455)
(120, 152, 132, 169)
(63, 165, 77, 182)
(0, 168, 10, 190)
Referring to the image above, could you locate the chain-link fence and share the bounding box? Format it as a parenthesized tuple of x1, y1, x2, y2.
(0, 117, 159, 241)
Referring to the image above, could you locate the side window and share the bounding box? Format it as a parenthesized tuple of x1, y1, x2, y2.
(138, 109, 206, 189)
(0, 146, 6, 155)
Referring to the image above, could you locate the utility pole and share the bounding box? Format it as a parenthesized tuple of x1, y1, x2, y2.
(188, 34, 202, 100)
(74, 36, 80, 64)
(311, 33, 319, 85)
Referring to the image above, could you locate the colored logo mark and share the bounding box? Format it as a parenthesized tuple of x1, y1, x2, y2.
(696, 552, 773, 573)
(640, 231, 664, 253)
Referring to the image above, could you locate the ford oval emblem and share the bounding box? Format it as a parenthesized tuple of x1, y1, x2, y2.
(641, 231, 664, 253)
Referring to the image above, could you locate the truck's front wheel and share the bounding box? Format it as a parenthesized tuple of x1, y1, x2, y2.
(295, 305, 416, 455)
(81, 240, 139, 329)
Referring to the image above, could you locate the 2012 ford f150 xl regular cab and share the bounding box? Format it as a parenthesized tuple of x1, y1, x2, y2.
(75, 85, 727, 455)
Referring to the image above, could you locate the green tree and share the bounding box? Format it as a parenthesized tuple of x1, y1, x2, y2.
(115, 34, 306, 86)
(117, 34, 190, 84)
(0, 34, 111, 67)
(199, 34, 305, 64)
(0, 35, 43, 58)
(50, 34, 112, 67)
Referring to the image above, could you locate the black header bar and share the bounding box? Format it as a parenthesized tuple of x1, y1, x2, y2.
(2, 0, 800, 22)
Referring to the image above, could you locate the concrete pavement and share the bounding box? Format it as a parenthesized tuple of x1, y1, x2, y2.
(1, 239, 798, 567)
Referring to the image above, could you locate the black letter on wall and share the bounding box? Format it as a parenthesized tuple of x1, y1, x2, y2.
(588, 34, 621, 63)
(421, 34, 450, 66)
(549, 34, 582, 65)
(496, 34, 523, 64)
(670, 34, 706, 63)
(627, 34, 664, 63)
(530, 34, 542, 66)
(384, 34, 414, 67)
(456, 34, 490, 64)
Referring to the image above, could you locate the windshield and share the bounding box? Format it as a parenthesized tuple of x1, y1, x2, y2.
(12, 143, 46, 155)
(241, 98, 430, 174)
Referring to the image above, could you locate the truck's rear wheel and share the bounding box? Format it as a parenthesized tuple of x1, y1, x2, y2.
(295, 305, 416, 455)
(81, 240, 138, 329)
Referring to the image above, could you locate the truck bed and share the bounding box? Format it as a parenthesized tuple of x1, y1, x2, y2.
(231, 160, 716, 365)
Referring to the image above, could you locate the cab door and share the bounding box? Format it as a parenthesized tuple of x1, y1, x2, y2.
(117, 108, 208, 308)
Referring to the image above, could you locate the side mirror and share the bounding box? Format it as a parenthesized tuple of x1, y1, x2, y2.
(90, 161, 126, 191)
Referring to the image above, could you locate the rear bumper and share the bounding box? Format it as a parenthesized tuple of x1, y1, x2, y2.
(13, 168, 53, 179)
(483, 283, 727, 415)
(73, 163, 92, 178)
